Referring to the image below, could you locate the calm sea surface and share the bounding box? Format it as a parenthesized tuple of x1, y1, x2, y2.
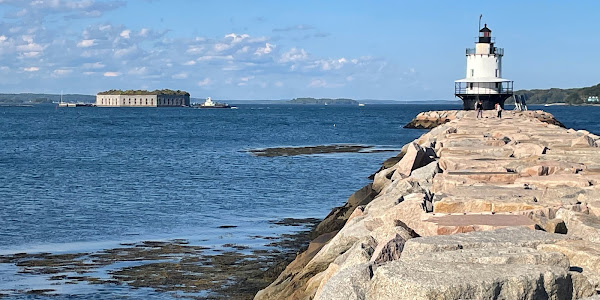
(0, 103, 598, 297)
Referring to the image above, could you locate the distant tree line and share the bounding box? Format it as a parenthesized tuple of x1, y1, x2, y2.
(0, 93, 96, 104)
(515, 83, 600, 104)
(97, 89, 190, 96)
(287, 97, 358, 105)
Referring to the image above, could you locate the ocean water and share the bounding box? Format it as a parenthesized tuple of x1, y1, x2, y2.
(0, 103, 598, 298)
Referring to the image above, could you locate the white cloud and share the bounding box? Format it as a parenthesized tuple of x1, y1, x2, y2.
(214, 43, 230, 52)
(113, 45, 137, 57)
(103, 71, 120, 77)
(240, 76, 254, 82)
(183, 60, 197, 66)
(307, 79, 344, 88)
(224, 33, 249, 43)
(21, 35, 33, 43)
(0, 35, 7, 43)
(139, 28, 149, 37)
(346, 76, 354, 82)
(172, 73, 188, 79)
(22, 51, 40, 57)
(237, 46, 249, 53)
(128, 67, 147, 75)
(82, 62, 105, 69)
(197, 55, 233, 61)
(197, 77, 212, 86)
(120, 29, 131, 39)
(23, 67, 39, 72)
(52, 68, 72, 76)
(77, 39, 95, 47)
(279, 47, 308, 63)
(17, 41, 44, 52)
(186, 46, 204, 54)
(255, 43, 275, 56)
(308, 79, 326, 88)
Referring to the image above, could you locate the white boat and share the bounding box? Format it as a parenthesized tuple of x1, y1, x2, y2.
(194, 97, 231, 109)
(358, 103, 365, 107)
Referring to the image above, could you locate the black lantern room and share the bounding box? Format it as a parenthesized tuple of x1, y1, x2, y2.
(479, 24, 492, 43)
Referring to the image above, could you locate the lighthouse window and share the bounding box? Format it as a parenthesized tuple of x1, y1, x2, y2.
(469, 83, 473, 89)
(495, 69, 499, 77)
(470, 69, 474, 77)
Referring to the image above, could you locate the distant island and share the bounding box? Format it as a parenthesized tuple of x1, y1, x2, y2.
(516, 83, 600, 104)
(287, 97, 358, 105)
(0, 93, 96, 105)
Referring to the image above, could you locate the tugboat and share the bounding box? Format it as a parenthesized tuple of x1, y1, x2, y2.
(195, 97, 232, 109)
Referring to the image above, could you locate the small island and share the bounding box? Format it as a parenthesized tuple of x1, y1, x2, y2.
(287, 97, 358, 105)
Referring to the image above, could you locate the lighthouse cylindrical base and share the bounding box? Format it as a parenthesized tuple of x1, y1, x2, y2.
(456, 94, 513, 110)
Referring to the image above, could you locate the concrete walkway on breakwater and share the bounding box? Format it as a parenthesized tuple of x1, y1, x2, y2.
(255, 110, 600, 300)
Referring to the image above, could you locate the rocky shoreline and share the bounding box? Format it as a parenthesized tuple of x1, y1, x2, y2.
(255, 110, 600, 300)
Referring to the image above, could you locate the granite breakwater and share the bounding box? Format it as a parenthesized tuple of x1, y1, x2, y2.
(255, 110, 600, 300)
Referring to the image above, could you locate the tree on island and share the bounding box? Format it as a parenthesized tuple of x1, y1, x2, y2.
(98, 89, 190, 96)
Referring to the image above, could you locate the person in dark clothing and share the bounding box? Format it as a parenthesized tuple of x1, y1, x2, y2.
(476, 100, 483, 118)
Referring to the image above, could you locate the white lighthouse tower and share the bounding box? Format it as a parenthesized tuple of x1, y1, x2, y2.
(455, 24, 513, 110)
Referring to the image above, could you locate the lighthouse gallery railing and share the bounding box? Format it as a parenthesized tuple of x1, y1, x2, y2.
(455, 81, 513, 95)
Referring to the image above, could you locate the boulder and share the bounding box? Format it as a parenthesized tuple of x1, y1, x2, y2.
(254, 231, 338, 300)
(420, 214, 536, 235)
(404, 246, 569, 268)
(372, 167, 396, 193)
(538, 240, 600, 290)
(312, 183, 377, 238)
(572, 135, 597, 148)
(315, 263, 375, 300)
(555, 209, 600, 243)
(395, 142, 426, 177)
(401, 227, 569, 257)
(366, 259, 582, 300)
(513, 143, 547, 158)
(514, 174, 591, 188)
(369, 232, 407, 263)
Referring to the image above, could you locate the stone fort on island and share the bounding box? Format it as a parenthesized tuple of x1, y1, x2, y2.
(96, 89, 191, 107)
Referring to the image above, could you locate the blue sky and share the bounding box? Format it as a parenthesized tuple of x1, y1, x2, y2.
(0, 0, 598, 100)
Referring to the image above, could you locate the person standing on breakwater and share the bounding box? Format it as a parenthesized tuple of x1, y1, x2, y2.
(476, 100, 483, 118)
(495, 102, 502, 118)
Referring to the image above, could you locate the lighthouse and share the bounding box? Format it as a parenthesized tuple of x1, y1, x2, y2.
(455, 24, 513, 110)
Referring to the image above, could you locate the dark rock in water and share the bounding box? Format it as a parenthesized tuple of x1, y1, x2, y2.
(269, 218, 322, 227)
(218, 225, 238, 229)
(248, 144, 371, 157)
